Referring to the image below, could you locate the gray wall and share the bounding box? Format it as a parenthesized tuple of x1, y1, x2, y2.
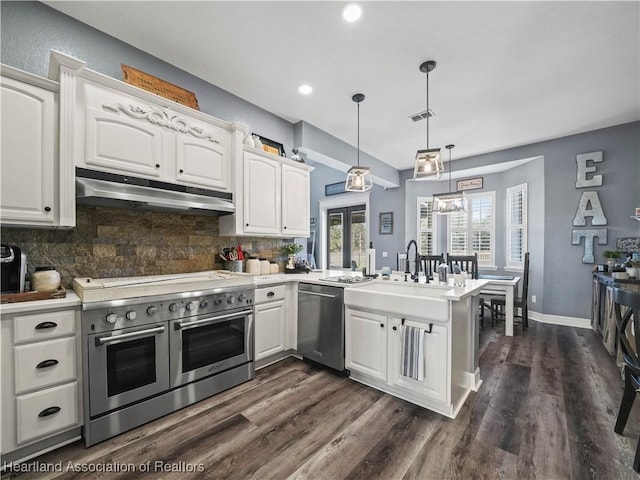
(2, 1, 639, 321)
(1, 1, 294, 154)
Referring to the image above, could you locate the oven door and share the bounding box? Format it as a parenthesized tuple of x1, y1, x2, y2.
(87, 323, 170, 417)
(169, 308, 253, 387)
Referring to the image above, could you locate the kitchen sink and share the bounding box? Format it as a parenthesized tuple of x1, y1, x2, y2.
(344, 281, 450, 321)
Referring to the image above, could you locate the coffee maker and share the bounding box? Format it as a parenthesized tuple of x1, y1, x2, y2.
(1, 244, 27, 294)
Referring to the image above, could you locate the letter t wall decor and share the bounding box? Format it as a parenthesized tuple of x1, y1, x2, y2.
(571, 151, 608, 263)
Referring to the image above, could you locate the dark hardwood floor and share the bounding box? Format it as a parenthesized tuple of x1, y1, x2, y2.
(4, 320, 640, 479)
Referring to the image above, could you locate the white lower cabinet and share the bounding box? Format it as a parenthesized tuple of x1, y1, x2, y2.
(345, 308, 387, 381)
(254, 284, 297, 365)
(1, 303, 82, 459)
(388, 317, 448, 404)
(345, 306, 460, 418)
(255, 299, 286, 360)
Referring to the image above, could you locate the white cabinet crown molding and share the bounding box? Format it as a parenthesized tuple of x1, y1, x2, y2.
(1, 64, 59, 91)
(103, 102, 221, 143)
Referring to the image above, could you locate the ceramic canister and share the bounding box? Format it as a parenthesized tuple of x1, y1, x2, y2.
(32, 266, 61, 292)
(260, 259, 271, 275)
(269, 262, 279, 274)
(246, 258, 260, 275)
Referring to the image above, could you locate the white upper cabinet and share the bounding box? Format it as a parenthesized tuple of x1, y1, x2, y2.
(47, 50, 238, 195)
(0, 66, 74, 228)
(76, 78, 233, 192)
(281, 164, 310, 237)
(219, 147, 313, 238)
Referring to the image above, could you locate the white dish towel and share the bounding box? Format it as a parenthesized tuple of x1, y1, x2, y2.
(400, 325, 426, 380)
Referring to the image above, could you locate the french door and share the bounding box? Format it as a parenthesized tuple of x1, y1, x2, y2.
(327, 205, 366, 269)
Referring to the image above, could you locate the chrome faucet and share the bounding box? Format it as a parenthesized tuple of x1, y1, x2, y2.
(405, 239, 420, 283)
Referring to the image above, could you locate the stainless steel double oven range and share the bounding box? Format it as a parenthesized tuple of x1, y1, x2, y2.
(79, 278, 255, 446)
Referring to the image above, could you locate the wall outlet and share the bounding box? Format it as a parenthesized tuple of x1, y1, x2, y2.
(531, 295, 537, 303)
(382, 251, 388, 258)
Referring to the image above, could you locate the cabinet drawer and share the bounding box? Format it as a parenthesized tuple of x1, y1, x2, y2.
(13, 309, 76, 343)
(255, 285, 286, 304)
(16, 382, 78, 444)
(14, 337, 76, 394)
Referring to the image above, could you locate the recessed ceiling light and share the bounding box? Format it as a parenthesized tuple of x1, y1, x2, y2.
(298, 84, 313, 95)
(342, 3, 362, 22)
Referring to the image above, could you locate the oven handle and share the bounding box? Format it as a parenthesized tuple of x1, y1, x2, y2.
(95, 325, 165, 346)
(174, 309, 253, 331)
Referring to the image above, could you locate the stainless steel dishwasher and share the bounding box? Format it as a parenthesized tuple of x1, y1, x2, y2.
(297, 283, 345, 371)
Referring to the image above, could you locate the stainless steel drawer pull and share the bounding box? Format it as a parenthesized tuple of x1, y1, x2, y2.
(36, 359, 59, 369)
(35, 321, 57, 330)
(38, 406, 61, 417)
(96, 325, 165, 346)
(299, 290, 336, 299)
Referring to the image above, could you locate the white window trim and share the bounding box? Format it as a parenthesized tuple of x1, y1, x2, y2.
(505, 183, 528, 270)
(318, 192, 371, 271)
(447, 191, 496, 269)
(416, 196, 438, 255)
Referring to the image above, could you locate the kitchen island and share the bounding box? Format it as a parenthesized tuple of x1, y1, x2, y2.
(343, 279, 489, 419)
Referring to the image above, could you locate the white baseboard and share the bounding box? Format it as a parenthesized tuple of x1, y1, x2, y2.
(529, 310, 591, 329)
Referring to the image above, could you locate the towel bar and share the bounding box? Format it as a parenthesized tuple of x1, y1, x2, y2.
(400, 318, 433, 334)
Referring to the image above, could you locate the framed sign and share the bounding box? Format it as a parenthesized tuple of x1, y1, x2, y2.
(456, 177, 483, 191)
(325, 182, 346, 196)
(254, 134, 285, 157)
(379, 212, 394, 235)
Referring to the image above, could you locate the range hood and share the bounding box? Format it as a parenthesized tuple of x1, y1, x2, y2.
(76, 168, 234, 216)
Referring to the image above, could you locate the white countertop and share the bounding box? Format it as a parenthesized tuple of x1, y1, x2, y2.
(0, 291, 81, 316)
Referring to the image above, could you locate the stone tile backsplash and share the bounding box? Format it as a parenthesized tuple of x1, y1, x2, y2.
(1, 205, 292, 288)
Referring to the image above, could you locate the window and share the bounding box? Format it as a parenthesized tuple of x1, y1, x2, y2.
(447, 191, 495, 266)
(417, 197, 438, 255)
(506, 183, 528, 269)
(327, 205, 367, 269)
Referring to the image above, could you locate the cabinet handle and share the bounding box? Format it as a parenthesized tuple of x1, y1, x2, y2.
(155, 164, 160, 168)
(35, 321, 57, 330)
(36, 359, 59, 369)
(246, 223, 249, 227)
(267, 291, 275, 297)
(380, 323, 384, 328)
(179, 169, 184, 173)
(284, 226, 287, 229)
(38, 406, 61, 418)
(44, 206, 51, 212)
(392, 326, 397, 331)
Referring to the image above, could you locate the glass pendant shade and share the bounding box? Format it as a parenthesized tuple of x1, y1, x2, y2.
(433, 143, 466, 214)
(345, 165, 373, 192)
(413, 148, 444, 179)
(345, 92, 372, 192)
(433, 191, 467, 214)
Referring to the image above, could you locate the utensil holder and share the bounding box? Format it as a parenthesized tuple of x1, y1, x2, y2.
(224, 260, 243, 272)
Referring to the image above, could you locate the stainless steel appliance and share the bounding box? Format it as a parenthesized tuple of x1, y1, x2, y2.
(1, 244, 26, 294)
(297, 283, 345, 371)
(76, 272, 254, 446)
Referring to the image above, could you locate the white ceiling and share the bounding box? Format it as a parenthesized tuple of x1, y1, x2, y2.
(44, 1, 640, 171)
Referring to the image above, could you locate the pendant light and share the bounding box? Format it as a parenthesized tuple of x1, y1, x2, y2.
(433, 144, 467, 214)
(345, 93, 372, 192)
(413, 60, 444, 179)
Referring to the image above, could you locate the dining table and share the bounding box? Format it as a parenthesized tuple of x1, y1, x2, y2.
(478, 274, 521, 336)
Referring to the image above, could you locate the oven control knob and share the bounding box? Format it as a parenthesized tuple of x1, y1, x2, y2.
(169, 302, 179, 312)
(105, 313, 118, 324)
(185, 301, 195, 311)
(238, 294, 247, 303)
(214, 297, 223, 306)
(146, 306, 158, 316)
(200, 300, 209, 309)
(227, 296, 236, 304)
(125, 310, 137, 321)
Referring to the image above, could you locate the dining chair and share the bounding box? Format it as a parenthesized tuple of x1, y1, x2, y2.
(420, 254, 444, 281)
(491, 252, 530, 330)
(613, 287, 640, 472)
(446, 253, 478, 279)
